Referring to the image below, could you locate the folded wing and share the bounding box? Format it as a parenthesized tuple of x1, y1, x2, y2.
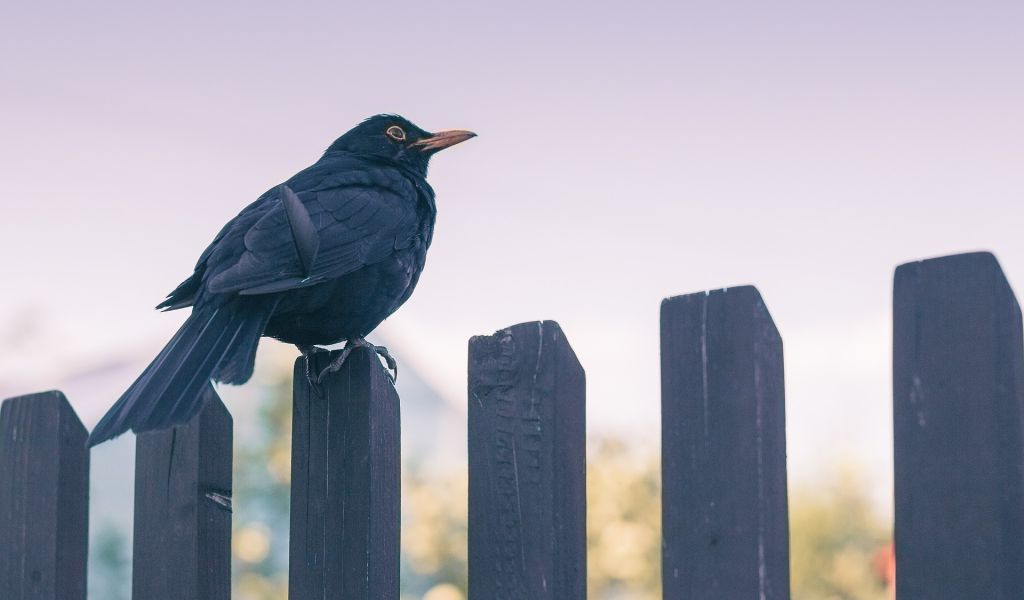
(207, 167, 422, 296)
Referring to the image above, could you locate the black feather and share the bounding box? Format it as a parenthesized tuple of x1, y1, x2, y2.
(280, 184, 320, 276)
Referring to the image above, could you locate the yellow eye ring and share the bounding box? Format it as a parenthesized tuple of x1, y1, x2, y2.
(386, 125, 406, 141)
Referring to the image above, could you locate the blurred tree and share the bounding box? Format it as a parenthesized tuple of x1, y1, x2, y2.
(231, 362, 292, 600)
(587, 437, 662, 599)
(789, 468, 891, 600)
(402, 463, 468, 597)
(88, 521, 130, 600)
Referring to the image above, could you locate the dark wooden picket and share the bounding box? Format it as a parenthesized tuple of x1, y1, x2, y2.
(893, 252, 1024, 599)
(289, 347, 401, 600)
(132, 384, 233, 599)
(0, 391, 89, 600)
(467, 320, 587, 600)
(660, 286, 790, 600)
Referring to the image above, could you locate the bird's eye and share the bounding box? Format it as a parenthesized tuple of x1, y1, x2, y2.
(386, 125, 406, 141)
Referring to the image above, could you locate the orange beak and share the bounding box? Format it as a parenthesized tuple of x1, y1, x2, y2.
(411, 129, 477, 153)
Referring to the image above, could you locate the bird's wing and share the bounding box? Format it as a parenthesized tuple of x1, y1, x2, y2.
(205, 166, 423, 296)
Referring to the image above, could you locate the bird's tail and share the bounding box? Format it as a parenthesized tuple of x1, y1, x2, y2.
(88, 296, 278, 446)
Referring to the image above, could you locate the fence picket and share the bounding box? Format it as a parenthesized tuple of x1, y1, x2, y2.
(661, 286, 790, 599)
(893, 252, 1024, 598)
(289, 347, 401, 599)
(132, 384, 232, 599)
(0, 391, 89, 600)
(468, 320, 587, 600)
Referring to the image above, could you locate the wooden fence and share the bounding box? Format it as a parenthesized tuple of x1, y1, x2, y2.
(1, 250, 1023, 599)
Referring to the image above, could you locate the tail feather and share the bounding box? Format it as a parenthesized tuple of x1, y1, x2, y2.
(136, 308, 240, 430)
(88, 297, 277, 446)
(128, 307, 231, 428)
(211, 304, 277, 384)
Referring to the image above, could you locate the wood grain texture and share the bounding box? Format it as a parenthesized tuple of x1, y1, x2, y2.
(132, 385, 232, 600)
(0, 390, 89, 600)
(468, 321, 586, 600)
(894, 252, 1024, 599)
(289, 347, 400, 600)
(661, 286, 790, 600)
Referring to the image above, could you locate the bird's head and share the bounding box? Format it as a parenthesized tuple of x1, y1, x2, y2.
(325, 114, 476, 176)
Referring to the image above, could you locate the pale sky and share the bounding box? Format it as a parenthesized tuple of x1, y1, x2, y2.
(2, 0, 1024, 509)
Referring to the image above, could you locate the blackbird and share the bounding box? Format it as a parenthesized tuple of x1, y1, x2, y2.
(88, 115, 475, 446)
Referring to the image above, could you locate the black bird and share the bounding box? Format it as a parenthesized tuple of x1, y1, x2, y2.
(88, 115, 475, 446)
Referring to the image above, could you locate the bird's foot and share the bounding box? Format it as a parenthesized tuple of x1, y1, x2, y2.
(315, 338, 398, 384)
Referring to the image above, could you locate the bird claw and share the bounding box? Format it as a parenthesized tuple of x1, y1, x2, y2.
(297, 345, 327, 389)
(313, 339, 398, 384)
(305, 361, 317, 389)
(373, 345, 398, 383)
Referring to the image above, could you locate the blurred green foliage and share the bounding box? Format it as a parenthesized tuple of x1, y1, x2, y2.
(789, 469, 893, 600)
(88, 521, 130, 600)
(587, 438, 661, 599)
(232, 371, 292, 600)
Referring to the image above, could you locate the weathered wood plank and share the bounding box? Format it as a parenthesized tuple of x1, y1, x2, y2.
(468, 320, 587, 600)
(132, 384, 232, 600)
(894, 252, 1024, 599)
(0, 390, 89, 600)
(289, 347, 400, 600)
(661, 286, 790, 600)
